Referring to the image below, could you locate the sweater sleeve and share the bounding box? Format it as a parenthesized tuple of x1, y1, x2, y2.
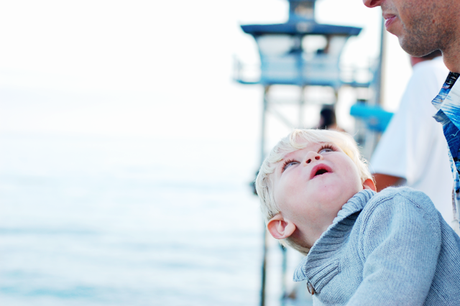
(347, 189, 442, 305)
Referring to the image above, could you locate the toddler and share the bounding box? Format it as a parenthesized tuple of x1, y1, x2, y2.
(255, 129, 460, 305)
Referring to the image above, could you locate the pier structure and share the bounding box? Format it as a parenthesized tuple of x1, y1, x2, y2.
(235, 1, 384, 305)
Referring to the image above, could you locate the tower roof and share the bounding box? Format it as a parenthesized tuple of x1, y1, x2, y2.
(241, 21, 362, 37)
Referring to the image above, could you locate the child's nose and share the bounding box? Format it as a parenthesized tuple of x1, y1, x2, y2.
(305, 152, 322, 164)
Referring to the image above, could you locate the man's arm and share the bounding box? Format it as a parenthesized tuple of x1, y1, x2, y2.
(372, 173, 404, 192)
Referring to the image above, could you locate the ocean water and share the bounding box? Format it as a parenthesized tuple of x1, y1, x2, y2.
(0, 133, 287, 306)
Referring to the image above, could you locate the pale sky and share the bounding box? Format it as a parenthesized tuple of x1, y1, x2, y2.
(0, 0, 413, 140)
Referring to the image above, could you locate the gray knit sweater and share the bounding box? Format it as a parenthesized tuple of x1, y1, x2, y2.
(293, 187, 460, 305)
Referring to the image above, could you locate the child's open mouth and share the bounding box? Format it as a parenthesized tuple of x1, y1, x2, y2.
(315, 169, 328, 176)
(310, 164, 332, 179)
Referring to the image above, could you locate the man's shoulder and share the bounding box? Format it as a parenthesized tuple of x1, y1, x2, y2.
(413, 56, 446, 71)
(409, 58, 448, 88)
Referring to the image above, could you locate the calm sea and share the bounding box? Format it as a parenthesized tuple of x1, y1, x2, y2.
(0, 133, 311, 306)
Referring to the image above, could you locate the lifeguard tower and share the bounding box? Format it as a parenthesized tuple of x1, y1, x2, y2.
(237, 1, 368, 89)
(235, 0, 379, 160)
(235, 1, 383, 305)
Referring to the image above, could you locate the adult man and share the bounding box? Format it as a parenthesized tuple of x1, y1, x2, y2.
(363, 0, 460, 233)
(370, 52, 454, 227)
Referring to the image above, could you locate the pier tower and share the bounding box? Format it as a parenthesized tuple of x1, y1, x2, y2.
(235, 1, 380, 305)
(235, 0, 376, 162)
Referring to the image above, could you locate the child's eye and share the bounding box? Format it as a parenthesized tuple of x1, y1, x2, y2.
(281, 159, 298, 172)
(318, 144, 335, 154)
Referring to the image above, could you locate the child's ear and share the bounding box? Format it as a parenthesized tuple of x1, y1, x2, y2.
(267, 214, 296, 240)
(363, 178, 376, 192)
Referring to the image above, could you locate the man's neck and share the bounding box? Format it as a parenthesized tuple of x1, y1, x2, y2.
(443, 48, 460, 73)
(441, 13, 460, 73)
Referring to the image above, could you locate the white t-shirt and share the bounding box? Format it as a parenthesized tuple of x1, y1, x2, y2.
(370, 57, 454, 225)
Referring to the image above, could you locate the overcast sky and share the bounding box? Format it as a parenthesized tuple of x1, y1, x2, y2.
(0, 0, 412, 140)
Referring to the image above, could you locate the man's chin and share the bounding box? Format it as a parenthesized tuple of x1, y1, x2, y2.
(399, 37, 435, 57)
(398, 35, 417, 56)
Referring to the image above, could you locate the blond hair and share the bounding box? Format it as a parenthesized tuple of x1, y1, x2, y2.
(255, 129, 373, 254)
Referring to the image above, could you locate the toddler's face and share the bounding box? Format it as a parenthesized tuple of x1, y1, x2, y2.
(271, 140, 364, 244)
